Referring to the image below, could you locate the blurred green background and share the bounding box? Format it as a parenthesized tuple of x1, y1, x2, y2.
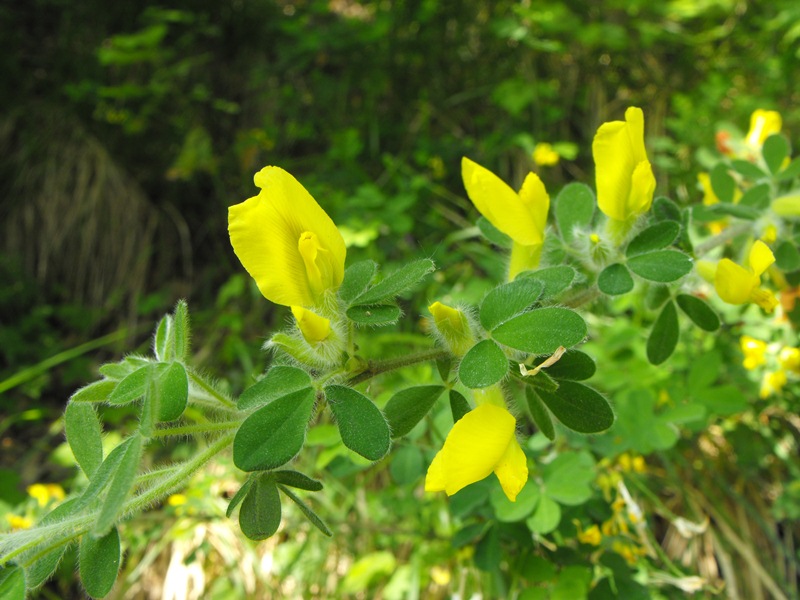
(2, 1, 799, 598)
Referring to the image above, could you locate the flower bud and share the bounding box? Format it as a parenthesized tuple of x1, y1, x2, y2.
(428, 301, 474, 356)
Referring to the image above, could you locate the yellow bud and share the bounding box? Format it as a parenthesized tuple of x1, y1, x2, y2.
(291, 306, 331, 344)
(532, 143, 560, 166)
(771, 194, 800, 218)
(428, 301, 474, 356)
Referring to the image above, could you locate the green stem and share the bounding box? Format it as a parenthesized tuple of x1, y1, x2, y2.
(694, 222, 753, 257)
(188, 370, 236, 408)
(1, 434, 234, 567)
(346, 348, 449, 386)
(152, 421, 241, 438)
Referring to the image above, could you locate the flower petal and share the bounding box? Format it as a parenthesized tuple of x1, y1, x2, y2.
(291, 306, 331, 343)
(748, 240, 775, 277)
(439, 403, 516, 496)
(518, 172, 549, 243)
(461, 157, 543, 245)
(424, 450, 446, 492)
(715, 259, 758, 304)
(493, 436, 528, 502)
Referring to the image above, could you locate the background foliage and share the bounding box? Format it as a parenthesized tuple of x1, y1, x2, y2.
(2, 0, 800, 598)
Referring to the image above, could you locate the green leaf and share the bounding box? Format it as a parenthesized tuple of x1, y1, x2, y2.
(237, 366, 312, 410)
(477, 216, 512, 248)
(226, 478, 253, 518)
(479, 279, 543, 331)
(555, 183, 595, 243)
(278, 484, 333, 536)
(346, 304, 402, 326)
(384, 385, 445, 438)
(24, 499, 80, 589)
(646, 284, 671, 309)
(543, 451, 595, 505)
(171, 300, 190, 362)
(707, 202, 760, 220)
(108, 364, 164, 405)
(492, 307, 587, 354)
(436, 356, 452, 382)
(778, 156, 800, 181)
(459, 340, 509, 388)
(79, 527, 121, 599)
(533, 349, 596, 381)
(710, 163, 735, 203)
(676, 294, 720, 332)
(351, 258, 435, 305)
(738, 182, 771, 210)
(0, 565, 25, 600)
(97, 355, 149, 381)
(339, 260, 377, 304)
(326, 385, 391, 461)
(598, 264, 633, 295)
(774, 241, 800, 272)
(65, 402, 104, 478)
(526, 388, 555, 440)
(652, 196, 681, 222)
(94, 433, 142, 536)
(70, 379, 117, 403)
(138, 370, 158, 438)
(449, 389, 471, 423)
(233, 388, 315, 471)
(239, 474, 281, 541)
(625, 221, 680, 256)
(536, 381, 614, 433)
(157, 362, 188, 422)
(75, 437, 137, 513)
(763, 133, 789, 175)
(389, 445, 424, 484)
(153, 315, 171, 362)
(274, 470, 324, 491)
(525, 494, 561, 534)
(628, 250, 692, 282)
(647, 300, 679, 365)
(730, 159, 768, 180)
(491, 482, 540, 522)
(474, 525, 501, 572)
(518, 266, 575, 299)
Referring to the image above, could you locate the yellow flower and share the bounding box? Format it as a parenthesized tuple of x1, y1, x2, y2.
(714, 240, 778, 312)
(27, 483, 65, 507)
(428, 301, 473, 356)
(746, 109, 782, 148)
(592, 107, 656, 224)
(461, 157, 550, 280)
(6, 514, 33, 530)
(577, 523, 602, 546)
(425, 402, 528, 501)
(291, 306, 331, 344)
(760, 369, 787, 398)
(778, 347, 800, 373)
(167, 493, 188, 506)
(532, 143, 560, 166)
(740, 336, 767, 370)
(228, 166, 346, 308)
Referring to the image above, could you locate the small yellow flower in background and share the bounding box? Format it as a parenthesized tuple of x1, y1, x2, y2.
(167, 493, 188, 506)
(27, 483, 65, 507)
(425, 402, 528, 502)
(462, 157, 550, 281)
(6, 514, 33, 530)
(532, 142, 560, 166)
(592, 107, 656, 229)
(714, 240, 778, 312)
(740, 336, 768, 370)
(228, 166, 346, 308)
(576, 523, 602, 546)
(760, 369, 787, 398)
(746, 109, 782, 148)
(430, 566, 451, 586)
(428, 301, 474, 356)
(291, 306, 331, 344)
(697, 172, 719, 206)
(778, 347, 800, 373)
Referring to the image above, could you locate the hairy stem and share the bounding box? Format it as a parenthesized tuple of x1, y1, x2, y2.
(346, 348, 449, 386)
(188, 370, 236, 408)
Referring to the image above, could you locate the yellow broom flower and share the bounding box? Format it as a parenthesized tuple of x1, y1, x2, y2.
(592, 107, 656, 228)
(228, 166, 346, 308)
(425, 402, 528, 502)
(461, 157, 549, 280)
(746, 109, 782, 148)
(715, 240, 778, 312)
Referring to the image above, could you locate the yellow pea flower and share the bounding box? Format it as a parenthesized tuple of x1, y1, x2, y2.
(714, 240, 778, 312)
(778, 347, 800, 373)
(532, 143, 560, 167)
(425, 402, 528, 501)
(291, 306, 331, 344)
(27, 483, 65, 507)
(461, 157, 550, 281)
(428, 301, 474, 356)
(576, 523, 602, 546)
(228, 166, 346, 308)
(746, 109, 782, 148)
(740, 336, 767, 370)
(6, 514, 32, 530)
(760, 369, 787, 398)
(592, 107, 656, 237)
